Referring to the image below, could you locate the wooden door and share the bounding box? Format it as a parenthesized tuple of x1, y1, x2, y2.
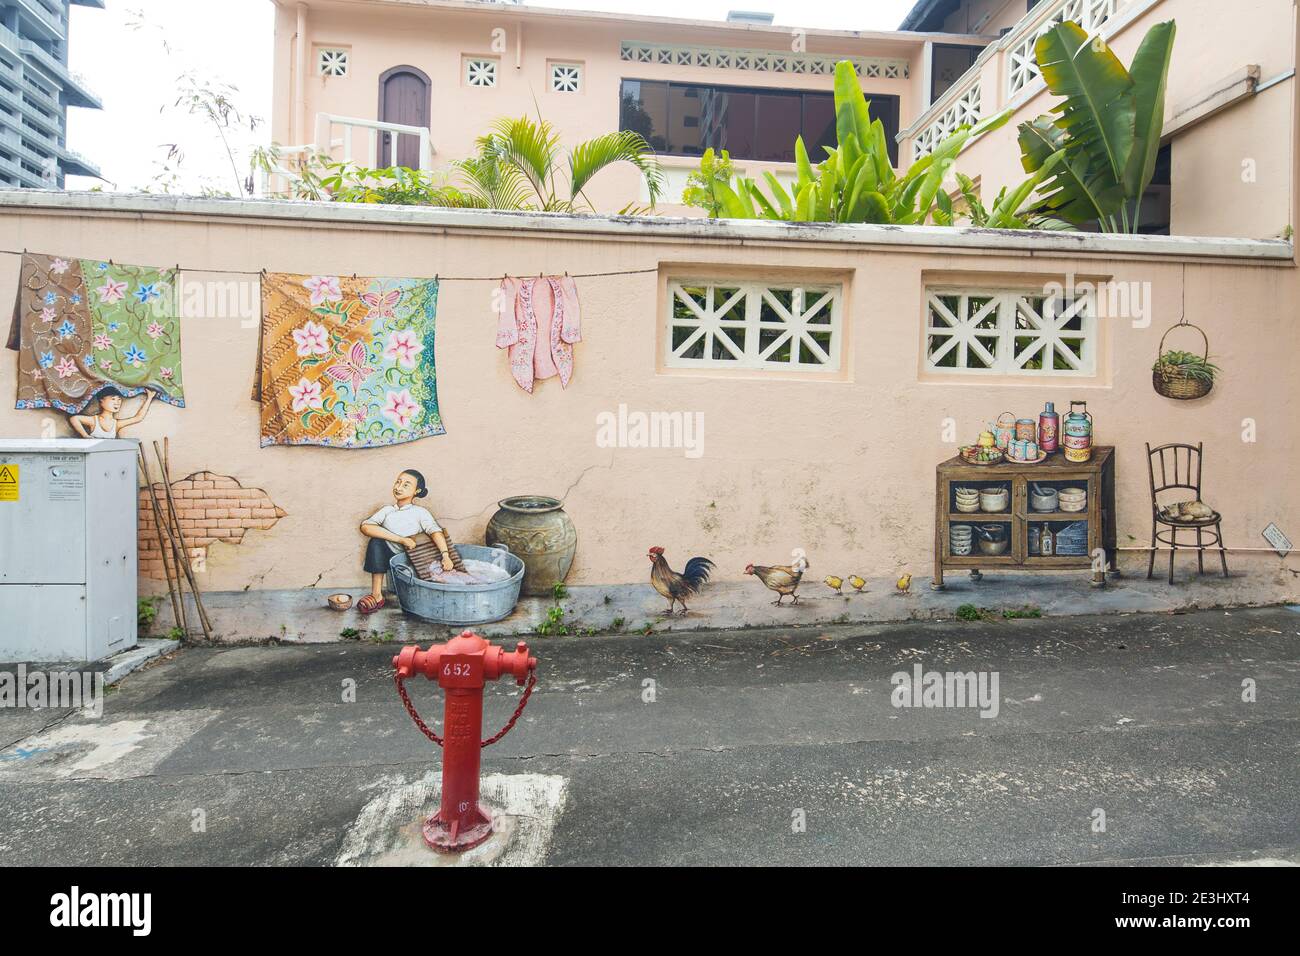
(377, 66, 431, 169)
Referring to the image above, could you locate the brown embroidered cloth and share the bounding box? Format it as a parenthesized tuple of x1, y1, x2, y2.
(8, 252, 184, 413)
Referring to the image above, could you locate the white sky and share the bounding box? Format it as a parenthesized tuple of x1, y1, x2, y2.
(64, 0, 919, 195)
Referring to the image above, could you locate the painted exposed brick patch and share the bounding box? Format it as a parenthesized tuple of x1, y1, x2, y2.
(139, 471, 286, 580)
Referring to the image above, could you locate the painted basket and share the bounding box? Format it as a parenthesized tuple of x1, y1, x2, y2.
(1153, 323, 1214, 400)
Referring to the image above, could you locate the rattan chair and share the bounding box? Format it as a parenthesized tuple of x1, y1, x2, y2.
(1146, 442, 1229, 584)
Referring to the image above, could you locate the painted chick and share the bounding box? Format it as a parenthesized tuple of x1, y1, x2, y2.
(824, 575, 844, 593)
(896, 573, 913, 596)
(745, 548, 809, 606)
(848, 575, 867, 593)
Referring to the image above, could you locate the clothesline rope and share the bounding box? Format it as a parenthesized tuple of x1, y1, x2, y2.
(0, 248, 659, 282)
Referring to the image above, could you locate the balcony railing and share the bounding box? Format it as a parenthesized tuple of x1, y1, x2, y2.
(1007, 0, 1127, 97)
(17, 38, 101, 108)
(315, 113, 434, 171)
(903, 0, 1139, 159)
(259, 115, 437, 197)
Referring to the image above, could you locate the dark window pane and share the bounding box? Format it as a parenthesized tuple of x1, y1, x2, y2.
(869, 95, 901, 167)
(620, 78, 899, 167)
(620, 80, 668, 152)
(667, 84, 706, 155)
(753, 90, 800, 162)
(1137, 143, 1171, 236)
(931, 44, 982, 102)
(701, 88, 756, 157)
(802, 93, 835, 162)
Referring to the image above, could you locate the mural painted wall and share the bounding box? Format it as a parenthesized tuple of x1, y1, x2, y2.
(0, 195, 1296, 611)
(137, 472, 286, 581)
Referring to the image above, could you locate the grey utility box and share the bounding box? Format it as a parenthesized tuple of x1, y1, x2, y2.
(0, 439, 138, 663)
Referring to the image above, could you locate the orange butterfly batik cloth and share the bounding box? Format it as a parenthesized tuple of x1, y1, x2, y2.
(256, 274, 445, 448)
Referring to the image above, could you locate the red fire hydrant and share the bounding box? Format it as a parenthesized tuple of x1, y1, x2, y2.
(393, 631, 538, 852)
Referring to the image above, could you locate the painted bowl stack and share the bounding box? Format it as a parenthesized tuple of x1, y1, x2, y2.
(950, 525, 974, 556)
(955, 487, 981, 513)
(1059, 487, 1088, 513)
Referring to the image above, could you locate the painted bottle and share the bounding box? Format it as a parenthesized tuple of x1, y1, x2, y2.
(1040, 524, 1054, 556)
(1038, 401, 1060, 453)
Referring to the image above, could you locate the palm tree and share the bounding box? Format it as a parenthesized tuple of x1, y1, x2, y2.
(453, 116, 664, 213)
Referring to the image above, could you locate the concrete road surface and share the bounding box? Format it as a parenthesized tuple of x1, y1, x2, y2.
(1, 607, 1297, 866)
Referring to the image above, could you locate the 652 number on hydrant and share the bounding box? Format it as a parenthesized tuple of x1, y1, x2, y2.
(393, 631, 538, 853)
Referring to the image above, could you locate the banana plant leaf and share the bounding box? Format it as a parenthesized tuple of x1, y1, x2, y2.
(1121, 20, 1176, 202)
(1035, 20, 1137, 186)
(1019, 116, 1124, 224)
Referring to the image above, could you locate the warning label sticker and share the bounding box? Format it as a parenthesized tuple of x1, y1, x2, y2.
(0, 463, 18, 502)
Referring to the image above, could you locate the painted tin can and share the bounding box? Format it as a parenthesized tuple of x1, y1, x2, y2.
(994, 412, 1016, 450)
(1015, 418, 1037, 443)
(1038, 401, 1060, 453)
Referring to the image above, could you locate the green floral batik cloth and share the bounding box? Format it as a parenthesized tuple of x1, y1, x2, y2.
(256, 273, 445, 448)
(8, 253, 184, 413)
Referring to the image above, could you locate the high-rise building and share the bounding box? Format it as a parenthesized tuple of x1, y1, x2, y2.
(0, 0, 101, 189)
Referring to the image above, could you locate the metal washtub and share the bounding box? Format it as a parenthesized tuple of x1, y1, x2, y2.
(388, 544, 525, 626)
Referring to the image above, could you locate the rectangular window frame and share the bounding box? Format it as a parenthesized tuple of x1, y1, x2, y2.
(665, 278, 844, 373)
(924, 287, 1098, 378)
(620, 77, 900, 166)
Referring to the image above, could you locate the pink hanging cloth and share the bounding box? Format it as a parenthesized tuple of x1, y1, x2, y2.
(496, 275, 582, 393)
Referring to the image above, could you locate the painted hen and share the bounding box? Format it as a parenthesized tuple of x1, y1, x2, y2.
(745, 548, 809, 606)
(648, 546, 715, 616)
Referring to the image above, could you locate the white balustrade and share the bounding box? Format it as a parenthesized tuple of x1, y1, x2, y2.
(904, 0, 1133, 160)
(314, 113, 435, 172)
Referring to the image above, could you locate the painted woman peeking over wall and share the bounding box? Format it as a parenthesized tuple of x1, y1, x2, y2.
(358, 469, 454, 614)
(68, 386, 155, 439)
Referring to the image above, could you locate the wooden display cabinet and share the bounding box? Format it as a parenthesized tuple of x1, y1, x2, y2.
(933, 446, 1117, 590)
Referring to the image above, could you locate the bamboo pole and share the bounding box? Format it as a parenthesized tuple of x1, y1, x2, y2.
(153, 441, 214, 640)
(137, 447, 186, 638)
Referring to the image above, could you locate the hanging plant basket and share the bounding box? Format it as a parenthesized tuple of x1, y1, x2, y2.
(1152, 323, 1217, 400)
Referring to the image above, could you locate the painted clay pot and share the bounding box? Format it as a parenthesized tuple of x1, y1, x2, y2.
(485, 495, 577, 596)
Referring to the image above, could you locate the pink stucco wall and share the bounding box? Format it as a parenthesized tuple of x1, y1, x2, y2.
(1, 194, 1295, 601)
(270, 0, 1299, 237)
(270, 0, 943, 213)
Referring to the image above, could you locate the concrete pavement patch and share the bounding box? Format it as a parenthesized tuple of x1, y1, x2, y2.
(0, 709, 220, 782)
(336, 771, 568, 867)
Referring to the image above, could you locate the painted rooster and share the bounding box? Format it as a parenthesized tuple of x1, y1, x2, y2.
(648, 546, 715, 616)
(745, 548, 809, 606)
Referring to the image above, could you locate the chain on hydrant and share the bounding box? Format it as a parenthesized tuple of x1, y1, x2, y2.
(393, 631, 538, 853)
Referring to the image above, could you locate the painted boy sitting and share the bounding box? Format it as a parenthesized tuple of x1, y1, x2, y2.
(358, 468, 454, 614)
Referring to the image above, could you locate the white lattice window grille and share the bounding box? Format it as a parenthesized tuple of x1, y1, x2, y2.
(913, 82, 982, 159)
(550, 62, 582, 93)
(666, 280, 843, 372)
(925, 289, 1097, 376)
(465, 57, 498, 88)
(1008, 0, 1125, 97)
(620, 41, 909, 80)
(317, 48, 349, 78)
